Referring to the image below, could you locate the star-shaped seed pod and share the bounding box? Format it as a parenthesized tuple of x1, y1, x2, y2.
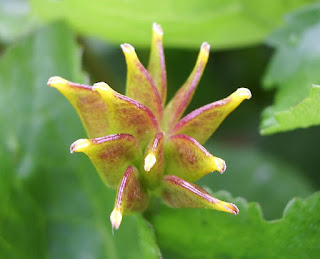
(48, 23, 251, 230)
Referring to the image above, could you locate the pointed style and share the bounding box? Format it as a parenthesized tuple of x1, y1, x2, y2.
(162, 175, 239, 215)
(122, 43, 163, 122)
(49, 23, 251, 230)
(169, 88, 252, 144)
(93, 82, 160, 148)
(110, 166, 149, 230)
(148, 23, 167, 105)
(142, 132, 165, 189)
(163, 42, 210, 131)
(165, 134, 226, 182)
(47, 76, 109, 138)
(70, 134, 142, 189)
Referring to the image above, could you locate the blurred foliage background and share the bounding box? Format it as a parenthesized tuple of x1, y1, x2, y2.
(1, 0, 319, 258)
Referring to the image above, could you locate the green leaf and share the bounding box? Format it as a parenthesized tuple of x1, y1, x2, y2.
(151, 191, 320, 258)
(0, 150, 47, 259)
(261, 85, 320, 134)
(260, 4, 320, 134)
(30, 0, 316, 49)
(0, 22, 159, 259)
(0, 0, 39, 43)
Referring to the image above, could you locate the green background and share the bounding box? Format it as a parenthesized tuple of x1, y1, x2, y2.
(1, 0, 319, 258)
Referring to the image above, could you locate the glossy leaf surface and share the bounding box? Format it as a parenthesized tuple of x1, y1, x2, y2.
(261, 5, 320, 134)
(152, 191, 320, 258)
(0, 0, 38, 43)
(31, 0, 316, 49)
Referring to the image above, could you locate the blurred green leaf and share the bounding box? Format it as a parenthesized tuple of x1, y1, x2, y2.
(31, 0, 316, 49)
(0, 0, 39, 43)
(261, 4, 320, 134)
(199, 142, 315, 220)
(151, 191, 320, 258)
(0, 150, 46, 259)
(0, 22, 159, 259)
(261, 85, 320, 134)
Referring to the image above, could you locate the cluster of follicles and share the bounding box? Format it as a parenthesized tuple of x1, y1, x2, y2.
(48, 23, 251, 230)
